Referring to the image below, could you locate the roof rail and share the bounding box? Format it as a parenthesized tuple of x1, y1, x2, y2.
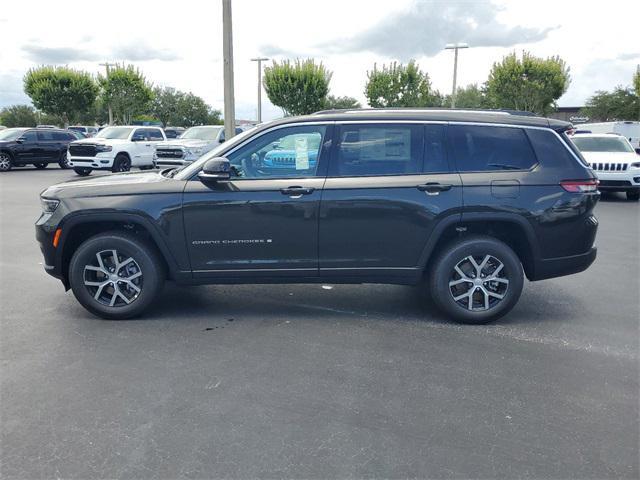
(312, 107, 537, 116)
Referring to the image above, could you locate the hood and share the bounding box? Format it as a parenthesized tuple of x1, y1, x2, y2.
(41, 170, 182, 200)
(580, 151, 639, 164)
(156, 138, 214, 149)
(71, 137, 128, 146)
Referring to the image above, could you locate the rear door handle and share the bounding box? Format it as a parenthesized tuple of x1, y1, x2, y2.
(417, 183, 453, 195)
(280, 186, 316, 197)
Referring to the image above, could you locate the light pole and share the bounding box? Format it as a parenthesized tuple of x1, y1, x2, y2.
(222, 0, 236, 141)
(250, 57, 269, 123)
(444, 43, 469, 108)
(99, 61, 117, 125)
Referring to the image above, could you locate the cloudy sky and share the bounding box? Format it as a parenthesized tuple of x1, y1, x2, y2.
(0, 0, 638, 121)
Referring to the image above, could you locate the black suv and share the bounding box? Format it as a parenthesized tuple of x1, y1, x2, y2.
(0, 127, 77, 171)
(36, 110, 599, 323)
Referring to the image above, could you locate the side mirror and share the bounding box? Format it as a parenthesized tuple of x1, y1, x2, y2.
(198, 157, 231, 182)
(16, 138, 24, 144)
(635, 148, 640, 155)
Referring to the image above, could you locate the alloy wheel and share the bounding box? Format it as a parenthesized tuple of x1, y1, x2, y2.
(0, 154, 11, 171)
(83, 249, 143, 307)
(448, 254, 509, 311)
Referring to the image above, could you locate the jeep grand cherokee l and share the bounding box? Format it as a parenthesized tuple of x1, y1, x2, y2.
(36, 109, 599, 323)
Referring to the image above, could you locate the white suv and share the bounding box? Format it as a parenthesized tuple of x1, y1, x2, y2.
(67, 126, 166, 176)
(571, 133, 640, 201)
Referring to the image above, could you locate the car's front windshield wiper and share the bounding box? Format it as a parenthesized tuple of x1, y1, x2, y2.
(487, 163, 523, 170)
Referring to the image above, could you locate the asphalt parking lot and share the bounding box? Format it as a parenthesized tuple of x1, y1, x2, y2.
(1, 167, 638, 479)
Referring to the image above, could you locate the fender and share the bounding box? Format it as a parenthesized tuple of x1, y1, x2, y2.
(416, 212, 462, 268)
(55, 210, 187, 282)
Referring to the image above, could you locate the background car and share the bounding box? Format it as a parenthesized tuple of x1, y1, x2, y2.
(0, 127, 77, 171)
(163, 127, 186, 139)
(68, 126, 98, 138)
(571, 133, 640, 201)
(67, 125, 166, 175)
(154, 125, 241, 167)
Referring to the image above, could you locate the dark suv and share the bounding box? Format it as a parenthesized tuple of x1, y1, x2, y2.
(36, 110, 599, 323)
(0, 127, 77, 171)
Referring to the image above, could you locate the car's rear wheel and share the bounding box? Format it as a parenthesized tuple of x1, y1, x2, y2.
(74, 167, 92, 176)
(429, 236, 524, 324)
(59, 150, 71, 169)
(112, 154, 131, 173)
(69, 232, 165, 319)
(0, 153, 12, 172)
(34, 162, 47, 169)
(626, 191, 640, 201)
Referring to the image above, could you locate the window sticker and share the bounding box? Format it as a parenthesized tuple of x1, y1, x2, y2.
(357, 128, 411, 162)
(295, 136, 310, 170)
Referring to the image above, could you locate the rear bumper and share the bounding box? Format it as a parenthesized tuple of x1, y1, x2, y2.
(530, 247, 597, 281)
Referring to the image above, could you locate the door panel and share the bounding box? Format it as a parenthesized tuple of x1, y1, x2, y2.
(182, 123, 333, 278)
(319, 123, 462, 277)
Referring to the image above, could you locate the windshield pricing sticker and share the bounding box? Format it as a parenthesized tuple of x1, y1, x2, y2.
(295, 137, 309, 170)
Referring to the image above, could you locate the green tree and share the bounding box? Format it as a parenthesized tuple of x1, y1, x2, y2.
(364, 60, 441, 108)
(484, 51, 570, 115)
(0, 105, 39, 127)
(443, 84, 487, 109)
(633, 66, 640, 95)
(324, 95, 361, 110)
(207, 108, 223, 125)
(23, 66, 98, 126)
(581, 87, 640, 121)
(150, 86, 182, 127)
(263, 59, 332, 115)
(151, 86, 222, 127)
(99, 64, 154, 125)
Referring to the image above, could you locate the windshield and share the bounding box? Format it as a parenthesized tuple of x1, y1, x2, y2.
(180, 126, 222, 141)
(0, 128, 27, 141)
(95, 127, 134, 140)
(572, 136, 634, 153)
(174, 128, 256, 180)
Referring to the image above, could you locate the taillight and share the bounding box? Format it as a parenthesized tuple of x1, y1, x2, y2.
(560, 179, 599, 193)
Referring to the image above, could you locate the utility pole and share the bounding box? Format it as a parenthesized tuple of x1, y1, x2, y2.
(222, 0, 236, 141)
(250, 57, 269, 123)
(444, 43, 469, 108)
(99, 62, 117, 125)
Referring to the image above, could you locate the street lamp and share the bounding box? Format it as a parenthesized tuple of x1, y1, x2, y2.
(444, 43, 469, 109)
(250, 57, 269, 123)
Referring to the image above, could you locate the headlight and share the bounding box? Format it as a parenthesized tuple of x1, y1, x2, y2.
(95, 145, 113, 152)
(630, 162, 640, 169)
(41, 197, 60, 214)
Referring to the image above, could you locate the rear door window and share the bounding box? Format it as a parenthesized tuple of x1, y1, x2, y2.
(331, 124, 423, 176)
(449, 125, 538, 172)
(37, 130, 56, 141)
(146, 129, 164, 141)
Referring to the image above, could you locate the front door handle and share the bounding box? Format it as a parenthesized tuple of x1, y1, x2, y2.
(280, 186, 316, 197)
(417, 182, 453, 195)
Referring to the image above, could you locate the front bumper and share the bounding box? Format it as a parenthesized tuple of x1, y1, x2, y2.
(594, 170, 640, 192)
(68, 153, 115, 169)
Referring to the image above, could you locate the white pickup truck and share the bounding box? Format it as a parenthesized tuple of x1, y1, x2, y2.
(67, 126, 166, 176)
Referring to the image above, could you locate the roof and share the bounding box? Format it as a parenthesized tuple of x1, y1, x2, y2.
(262, 108, 570, 131)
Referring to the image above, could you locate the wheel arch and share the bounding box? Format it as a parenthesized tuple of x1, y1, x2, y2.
(57, 212, 183, 288)
(421, 212, 540, 280)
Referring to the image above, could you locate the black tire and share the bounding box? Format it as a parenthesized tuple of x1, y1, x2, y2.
(59, 150, 71, 169)
(68, 231, 165, 320)
(74, 167, 92, 176)
(428, 235, 524, 324)
(0, 152, 12, 172)
(112, 153, 131, 173)
(34, 162, 47, 169)
(626, 191, 640, 201)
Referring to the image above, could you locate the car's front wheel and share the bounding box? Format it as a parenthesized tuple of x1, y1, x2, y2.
(429, 235, 524, 324)
(59, 151, 71, 169)
(112, 154, 131, 173)
(0, 152, 12, 172)
(68, 232, 165, 319)
(74, 167, 92, 176)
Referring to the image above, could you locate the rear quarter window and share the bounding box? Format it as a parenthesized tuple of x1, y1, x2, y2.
(526, 129, 588, 168)
(449, 125, 537, 172)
